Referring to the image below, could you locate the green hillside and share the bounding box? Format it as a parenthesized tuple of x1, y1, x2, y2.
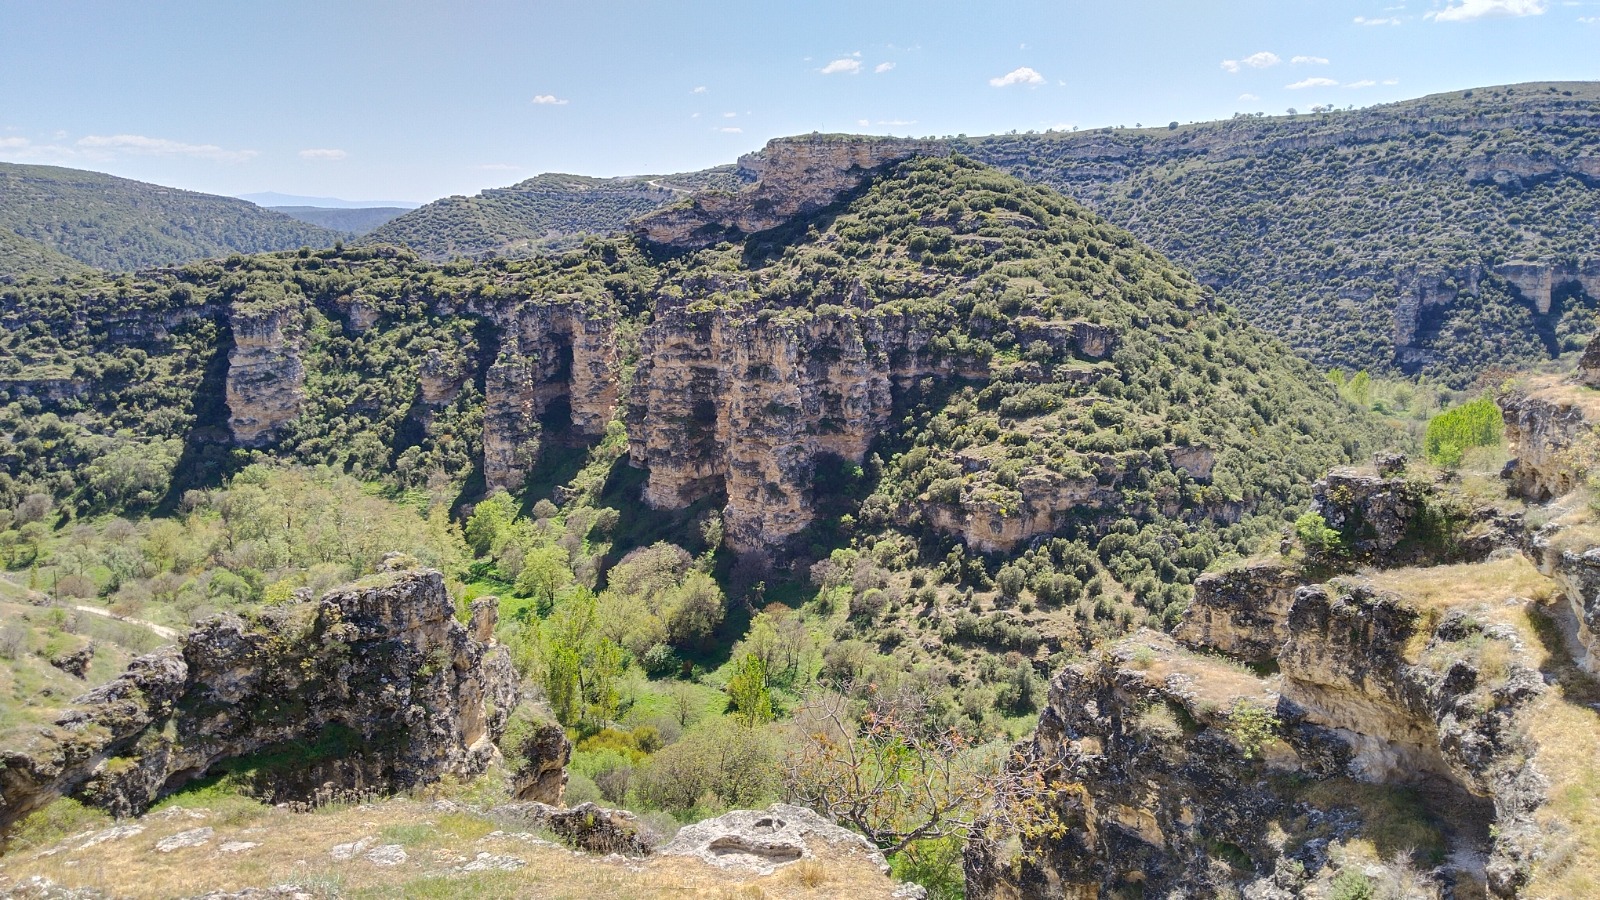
(0, 229, 92, 281)
(364, 168, 741, 259)
(959, 81, 1600, 384)
(0, 163, 344, 275)
(267, 205, 410, 235)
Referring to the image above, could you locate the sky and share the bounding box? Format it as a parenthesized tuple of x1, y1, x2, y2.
(1, 0, 1595, 204)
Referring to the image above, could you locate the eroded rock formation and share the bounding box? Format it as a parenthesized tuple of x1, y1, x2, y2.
(0, 567, 521, 843)
(480, 302, 619, 492)
(634, 136, 949, 250)
(967, 571, 1550, 899)
(627, 307, 953, 553)
(225, 304, 306, 447)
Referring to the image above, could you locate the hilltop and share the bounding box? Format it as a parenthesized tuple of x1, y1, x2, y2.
(0, 163, 343, 277)
(360, 82, 1600, 384)
(363, 167, 741, 259)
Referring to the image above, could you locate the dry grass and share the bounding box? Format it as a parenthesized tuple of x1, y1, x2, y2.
(1520, 374, 1600, 422)
(1514, 607, 1600, 899)
(1363, 557, 1557, 662)
(0, 796, 900, 899)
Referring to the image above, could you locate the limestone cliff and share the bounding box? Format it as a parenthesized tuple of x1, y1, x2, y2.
(627, 306, 953, 553)
(968, 567, 1552, 899)
(634, 135, 948, 249)
(1498, 374, 1600, 502)
(478, 301, 619, 492)
(0, 565, 522, 843)
(224, 303, 306, 447)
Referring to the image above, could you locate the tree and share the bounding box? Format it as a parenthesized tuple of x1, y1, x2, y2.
(782, 689, 1075, 855)
(726, 652, 774, 727)
(515, 544, 574, 613)
(464, 490, 518, 556)
(1423, 397, 1503, 468)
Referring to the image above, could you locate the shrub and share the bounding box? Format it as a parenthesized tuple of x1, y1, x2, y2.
(1295, 512, 1343, 555)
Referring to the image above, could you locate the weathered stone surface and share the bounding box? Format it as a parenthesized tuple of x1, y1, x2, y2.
(0, 569, 528, 843)
(47, 644, 94, 679)
(226, 304, 305, 447)
(634, 136, 948, 250)
(969, 576, 1550, 899)
(507, 717, 571, 805)
(489, 801, 656, 855)
(1310, 467, 1518, 566)
(1497, 386, 1596, 501)
(657, 804, 888, 876)
(1528, 528, 1600, 674)
(1175, 561, 1299, 662)
(627, 306, 958, 554)
(1580, 334, 1600, 389)
(480, 302, 618, 493)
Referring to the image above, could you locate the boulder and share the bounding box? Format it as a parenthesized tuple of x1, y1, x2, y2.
(657, 804, 888, 876)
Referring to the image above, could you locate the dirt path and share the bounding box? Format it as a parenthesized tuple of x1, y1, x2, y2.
(71, 604, 179, 640)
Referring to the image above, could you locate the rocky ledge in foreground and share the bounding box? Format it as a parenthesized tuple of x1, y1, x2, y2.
(0, 563, 530, 843)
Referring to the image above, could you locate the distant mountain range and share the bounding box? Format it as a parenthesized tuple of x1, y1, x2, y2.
(267, 205, 411, 235)
(235, 191, 421, 209)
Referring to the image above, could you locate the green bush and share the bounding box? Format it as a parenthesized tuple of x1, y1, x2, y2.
(1423, 397, 1503, 467)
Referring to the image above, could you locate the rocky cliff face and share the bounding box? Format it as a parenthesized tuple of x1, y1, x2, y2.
(478, 300, 619, 492)
(0, 565, 522, 843)
(634, 136, 948, 249)
(627, 306, 951, 553)
(224, 304, 306, 447)
(968, 565, 1552, 899)
(1497, 375, 1600, 501)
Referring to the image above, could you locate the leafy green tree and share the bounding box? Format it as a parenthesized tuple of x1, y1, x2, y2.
(726, 652, 775, 727)
(515, 544, 574, 613)
(1423, 397, 1503, 467)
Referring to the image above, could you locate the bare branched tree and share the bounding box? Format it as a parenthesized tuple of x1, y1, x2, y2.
(780, 684, 1081, 855)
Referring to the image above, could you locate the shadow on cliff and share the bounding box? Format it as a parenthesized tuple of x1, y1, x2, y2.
(155, 317, 240, 515)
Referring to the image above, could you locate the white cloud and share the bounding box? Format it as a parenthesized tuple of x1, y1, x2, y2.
(874, 61, 895, 73)
(76, 134, 257, 162)
(477, 163, 520, 171)
(531, 94, 569, 105)
(1582, 16, 1600, 23)
(1347, 80, 1378, 88)
(1222, 51, 1281, 73)
(1429, 0, 1545, 20)
(1287, 77, 1340, 89)
(298, 148, 347, 160)
(989, 66, 1045, 87)
(1384, 78, 1401, 84)
(692, 85, 707, 93)
(723, 112, 738, 118)
(1354, 15, 1403, 24)
(857, 119, 871, 127)
(1238, 93, 1261, 102)
(1292, 55, 1331, 64)
(820, 58, 862, 75)
(716, 126, 743, 133)
(876, 119, 918, 126)
(0, 137, 28, 149)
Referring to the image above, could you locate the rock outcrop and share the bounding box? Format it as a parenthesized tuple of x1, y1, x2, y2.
(627, 307, 957, 553)
(634, 135, 948, 250)
(1497, 378, 1599, 501)
(1310, 466, 1520, 566)
(0, 568, 522, 843)
(480, 301, 619, 493)
(968, 562, 1552, 898)
(658, 804, 890, 876)
(1175, 561, 1300, 662)
(225, 304, 306, 447)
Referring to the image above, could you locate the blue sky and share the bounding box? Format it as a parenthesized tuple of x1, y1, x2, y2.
(1, 0, 1595, 203)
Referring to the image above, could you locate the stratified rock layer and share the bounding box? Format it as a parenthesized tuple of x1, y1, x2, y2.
(0, 568, 520, 842)
(634, 136, 948, 249)
(225, 304, 305, 446)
